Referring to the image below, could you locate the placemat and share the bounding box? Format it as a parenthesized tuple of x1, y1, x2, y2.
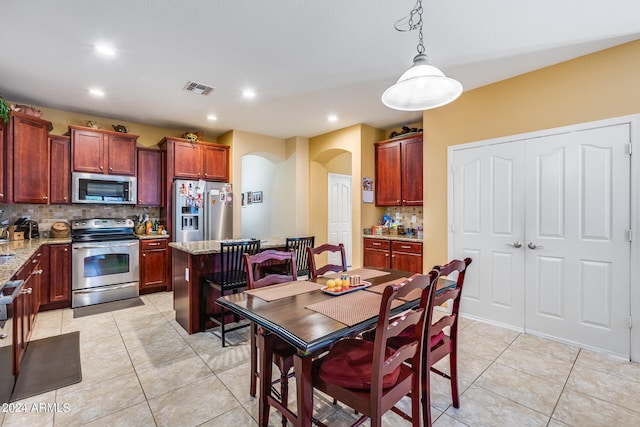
(244, 280, 324, 302)
(305, 291, 402, 326)
(366, 277, 421, 301)
(324, 268, 390, 281)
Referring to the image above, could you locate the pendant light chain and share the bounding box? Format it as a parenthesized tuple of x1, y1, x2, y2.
(395, 0, 426, 56)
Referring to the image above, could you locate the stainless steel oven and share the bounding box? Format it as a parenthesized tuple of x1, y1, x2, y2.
(71, 219, 139, 308)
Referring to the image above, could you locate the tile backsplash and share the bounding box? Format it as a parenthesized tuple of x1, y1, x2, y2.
(384, 206, 423, 228)
(0, 204, 159, 236)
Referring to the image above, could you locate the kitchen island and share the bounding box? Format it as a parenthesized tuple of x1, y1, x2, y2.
(169, 238, 286, 334)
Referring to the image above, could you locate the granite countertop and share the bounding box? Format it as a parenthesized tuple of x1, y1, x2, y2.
(137, 233, 171, 240)
(0, 237, 73, 290)
(169, 238, 287, 255)
(362, 233, 423, 243)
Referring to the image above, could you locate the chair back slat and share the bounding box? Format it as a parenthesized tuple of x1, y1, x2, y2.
(286, 236, 315, 277)
(220, 240, 261, 287)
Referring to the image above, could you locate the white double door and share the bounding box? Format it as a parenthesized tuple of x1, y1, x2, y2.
(451, 122, 631, 357)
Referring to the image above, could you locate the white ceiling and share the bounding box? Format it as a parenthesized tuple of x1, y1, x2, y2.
(2, 1, 639, 140)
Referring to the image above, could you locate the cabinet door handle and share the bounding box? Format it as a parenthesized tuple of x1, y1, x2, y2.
(400, 245, 411, 249)
(0, 193, 4, 197)
(143, 253, 146, 257)
(64, 196, 68, 201)
(385, 254, 389, 257)
(100, 166, 104, 170)
(64, 248, 68, 252)
(373, 242, 381, 246)
(396, 200, 401, 204)
(43, 196, 48, 200)
(109, 167, 113, 172)
(148, 242, 161, 246)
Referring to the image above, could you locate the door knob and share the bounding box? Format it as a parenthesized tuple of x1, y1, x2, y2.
(528, 242, 544, 250)
(507, 242, 522, 248)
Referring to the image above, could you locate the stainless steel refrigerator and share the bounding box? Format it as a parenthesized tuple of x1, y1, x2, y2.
(172, 179, 233, 242)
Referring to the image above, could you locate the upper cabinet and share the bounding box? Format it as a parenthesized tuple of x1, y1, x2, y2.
(0, 122, 5, 203)
(49, 135, 71, 204)
(7, 112, 52, 204)
(137, 147, 164, 207)
(375, 133, 423, 206)
(70, 126, 137, 176)
(159, 137, 229, 182)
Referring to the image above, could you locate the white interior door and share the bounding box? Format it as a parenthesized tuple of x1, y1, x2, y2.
(452, 141, 526, 328)
(328, 173, 352, 266)
(524, 124, 631, 356)
(450, 119, 632, 357)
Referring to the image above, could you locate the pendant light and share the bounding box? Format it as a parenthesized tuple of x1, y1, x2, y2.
(382, 0, 462, 111)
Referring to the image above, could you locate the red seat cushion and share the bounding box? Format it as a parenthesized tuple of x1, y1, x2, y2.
(318, 339, 401, 390)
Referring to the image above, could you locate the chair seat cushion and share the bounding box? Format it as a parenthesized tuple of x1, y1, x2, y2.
(318, 339, 400, 390)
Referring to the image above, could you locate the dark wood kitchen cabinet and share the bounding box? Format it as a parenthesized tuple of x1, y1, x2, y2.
(363, 237, 423, 274)
(12, 250, 42, 374)
(375, 133, 423, 206)
(363, 238, 391, 269)
(7, 111, 52, 204)
(70, 125, 138, 176)
(159, 137, 229, 181)
(40, 244, 71, 311)
(390, 240, 423, 273)
(139, 238, 168, 294)
(137, 147, 164, 207)
(0, 122, 5, 203)
(201, 144, 229, 181)
(49, 135, 71, 204)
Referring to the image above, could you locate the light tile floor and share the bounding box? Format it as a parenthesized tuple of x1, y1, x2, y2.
(2, 291, 640, 426)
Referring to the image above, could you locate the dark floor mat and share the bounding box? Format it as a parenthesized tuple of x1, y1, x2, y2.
(10, 332, 82, 402)
(73, 297, 144, 318)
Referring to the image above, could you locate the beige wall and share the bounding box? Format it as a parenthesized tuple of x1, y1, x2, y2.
(308, 124, 384, 267)
(225, 130, 308, 239)
(13, 103, 197, 147)
(422, 39, 640, 269)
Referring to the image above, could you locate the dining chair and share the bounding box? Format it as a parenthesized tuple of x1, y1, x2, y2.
(311, 270, 440, 427)
(307, 242, 347, 279)
(244, 249, 298, 427)
(262, 236, 315, 278)
(424, 257, 472, 424)
(362, 257, 472, 426)
(201, 239, 260, 346)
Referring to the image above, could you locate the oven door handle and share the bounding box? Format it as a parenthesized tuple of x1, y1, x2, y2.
(73, 283, 137, 294)
(73, 242, 139, 250)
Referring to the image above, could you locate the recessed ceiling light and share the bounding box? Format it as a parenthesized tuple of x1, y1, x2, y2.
(89, 88, 105, 97)
(242, 89, 256, 99)
(94, 44, 115, 56)
(207, 114, 217, 121)
(328, 114, 338, 122)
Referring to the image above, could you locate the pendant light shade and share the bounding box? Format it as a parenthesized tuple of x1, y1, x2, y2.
(382, 53, 462, 111)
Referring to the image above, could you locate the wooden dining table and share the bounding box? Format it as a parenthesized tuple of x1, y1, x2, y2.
(216, 267, 450, 427)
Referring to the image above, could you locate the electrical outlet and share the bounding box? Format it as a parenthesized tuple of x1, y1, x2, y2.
(412, 215, 417, 223)
(395, 212, 401, 220)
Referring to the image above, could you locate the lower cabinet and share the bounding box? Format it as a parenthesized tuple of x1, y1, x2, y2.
(40, 244, 72, 311)
(12, 251, 43, 374)
(363, 238, 391, 269)
(363, 237, 423, 274)
(140, 239, 168, 294)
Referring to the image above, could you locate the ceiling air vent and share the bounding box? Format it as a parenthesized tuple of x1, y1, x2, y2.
(183, 81, 215, 95)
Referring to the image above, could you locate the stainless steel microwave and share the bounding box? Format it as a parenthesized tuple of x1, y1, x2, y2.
(72, 172, 137, 204)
